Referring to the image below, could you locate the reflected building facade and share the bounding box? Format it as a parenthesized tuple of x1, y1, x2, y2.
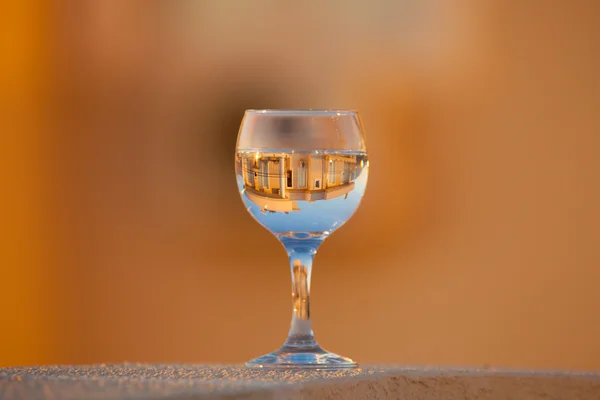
(239, 152, 366, 213)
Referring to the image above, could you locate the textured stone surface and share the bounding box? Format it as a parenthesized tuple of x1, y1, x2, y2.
(0, 364, 599, 399)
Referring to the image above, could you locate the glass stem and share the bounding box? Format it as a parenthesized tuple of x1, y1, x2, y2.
(280, 237, 322, 348)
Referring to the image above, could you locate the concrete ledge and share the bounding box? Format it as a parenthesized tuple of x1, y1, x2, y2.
(1, 364, 599, 399)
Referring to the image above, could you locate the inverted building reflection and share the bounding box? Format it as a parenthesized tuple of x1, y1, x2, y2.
(238, 152, 367, 213)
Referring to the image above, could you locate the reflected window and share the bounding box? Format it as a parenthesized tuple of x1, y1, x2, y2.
(260, 161, 269, 188)
(342, 162, 350, 183)
(315, 179, 321, 189)
(246, 158, 255, 186)
(298, 160, 306, 188)
(328, 160, 336, 185)
(286, 170, 293, 188)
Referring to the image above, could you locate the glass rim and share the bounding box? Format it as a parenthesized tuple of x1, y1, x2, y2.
(245, 109, 358, 116)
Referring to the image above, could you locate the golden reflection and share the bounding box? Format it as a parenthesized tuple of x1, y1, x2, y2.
(292, 259, 310, 320)
(237, 152, 366, 213)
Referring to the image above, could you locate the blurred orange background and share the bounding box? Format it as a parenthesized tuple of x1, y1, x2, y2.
(2, 1, 599, 369)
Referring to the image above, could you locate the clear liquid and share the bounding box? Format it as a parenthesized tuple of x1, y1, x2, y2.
(235, 149, 369, 240)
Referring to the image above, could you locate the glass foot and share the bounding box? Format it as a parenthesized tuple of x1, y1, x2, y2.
(245, 344, 357, 369)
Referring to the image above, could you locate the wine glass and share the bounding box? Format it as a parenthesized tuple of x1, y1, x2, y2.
(235, 109, 369, 369)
